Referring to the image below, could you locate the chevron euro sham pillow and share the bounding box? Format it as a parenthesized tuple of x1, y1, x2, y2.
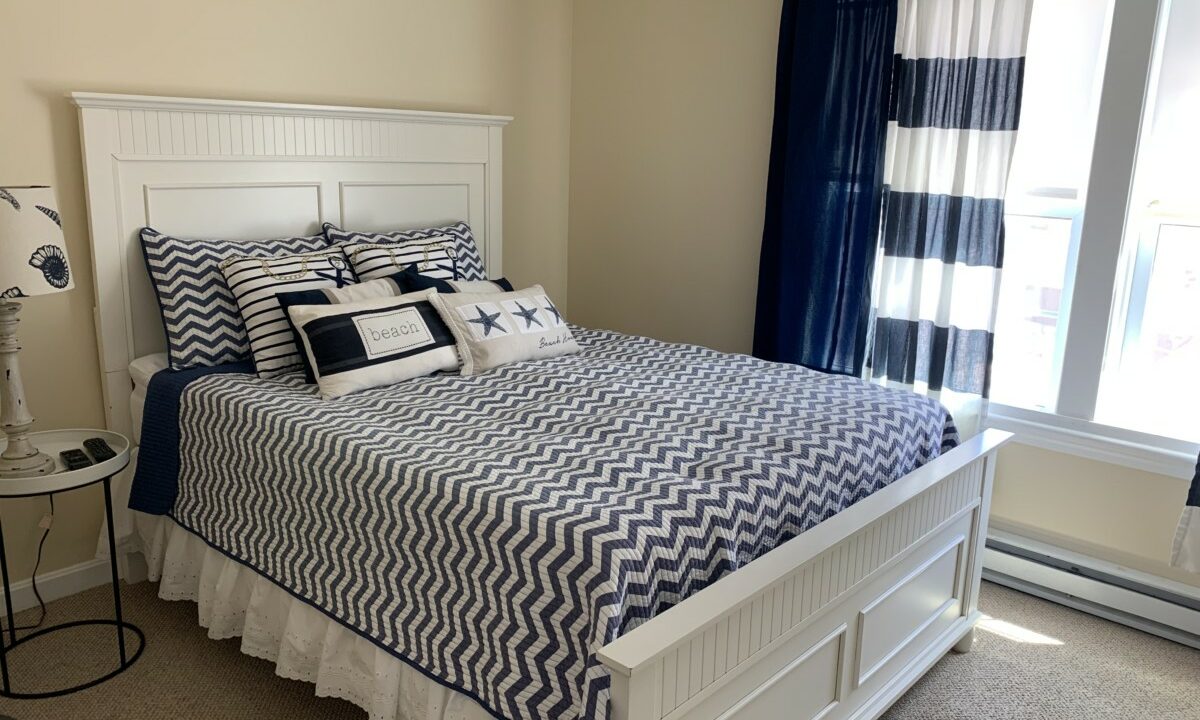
(431, 285, 579, 375)
(139, 228, 330, 370)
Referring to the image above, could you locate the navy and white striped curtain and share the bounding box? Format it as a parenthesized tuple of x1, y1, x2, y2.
(867, 0, 1033, 437)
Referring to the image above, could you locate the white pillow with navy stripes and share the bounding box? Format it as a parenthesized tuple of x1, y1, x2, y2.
(288, 289, 460, 399)
(342, 239, 457, 281)
(323, 222, 487, 281)
(219, 250, 356, 378)
(139, 228, 328, 369)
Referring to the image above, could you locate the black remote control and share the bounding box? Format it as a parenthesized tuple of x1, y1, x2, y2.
(84, 437, 117, 462)
(60, 448, 93, 471)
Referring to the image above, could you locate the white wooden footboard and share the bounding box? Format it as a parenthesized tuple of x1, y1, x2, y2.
(599, 429, 1012, 720)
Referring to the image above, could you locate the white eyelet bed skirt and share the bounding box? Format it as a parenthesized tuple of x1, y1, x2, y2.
(135, 512, 492, 720)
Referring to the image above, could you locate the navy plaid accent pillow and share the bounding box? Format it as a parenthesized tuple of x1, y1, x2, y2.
(140, 228, 329, 369)
(322, 221, 487, 281)
(394, 265, 513, 294)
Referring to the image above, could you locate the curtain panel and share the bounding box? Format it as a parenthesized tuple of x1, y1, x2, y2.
(1172, 456, 1200, 573)
(753, 0, 897, 375)
(867, 0, 1033, 437)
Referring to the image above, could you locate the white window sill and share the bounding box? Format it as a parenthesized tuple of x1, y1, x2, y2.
(983, 403, 1198, 481)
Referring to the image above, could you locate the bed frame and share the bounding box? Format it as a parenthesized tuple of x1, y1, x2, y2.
(73, 92, 1011, 720)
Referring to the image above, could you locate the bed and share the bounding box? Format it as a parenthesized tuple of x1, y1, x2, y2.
(75, 92, 1010, 720)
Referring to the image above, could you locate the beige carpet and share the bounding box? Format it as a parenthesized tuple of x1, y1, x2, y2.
(0, 581, 1196, 719)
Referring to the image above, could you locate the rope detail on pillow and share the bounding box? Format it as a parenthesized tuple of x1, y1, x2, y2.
(219, 252, 346, 280)
(349, 242, 456, 272)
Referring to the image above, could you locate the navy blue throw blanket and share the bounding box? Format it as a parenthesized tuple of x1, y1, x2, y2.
(129, 360, 253, 514)
(753, 0, 897, 375)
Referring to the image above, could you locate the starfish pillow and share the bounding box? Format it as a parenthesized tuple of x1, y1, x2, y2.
(431, 285, 579, 375)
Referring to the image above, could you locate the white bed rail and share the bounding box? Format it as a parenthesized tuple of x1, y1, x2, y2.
(599, 429, 1011, 720)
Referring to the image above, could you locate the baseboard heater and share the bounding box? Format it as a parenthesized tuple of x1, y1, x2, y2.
(982, 530, 1200, 650)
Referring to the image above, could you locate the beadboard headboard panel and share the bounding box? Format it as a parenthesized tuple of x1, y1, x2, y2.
(71, 92, 510, 439)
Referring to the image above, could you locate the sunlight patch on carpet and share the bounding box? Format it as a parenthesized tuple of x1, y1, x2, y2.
(976, 613, 1064, 646)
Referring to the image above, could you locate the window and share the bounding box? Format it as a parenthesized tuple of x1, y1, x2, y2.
(990, 0, 1200, 444)
(1096, 1, 1200, 439)
(990, 0, 1111, 412)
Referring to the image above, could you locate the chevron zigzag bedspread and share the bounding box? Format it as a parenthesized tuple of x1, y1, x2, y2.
(162, 328, 957, 720)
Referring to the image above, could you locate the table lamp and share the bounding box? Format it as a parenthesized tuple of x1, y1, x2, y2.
(0, 186, 73, 478)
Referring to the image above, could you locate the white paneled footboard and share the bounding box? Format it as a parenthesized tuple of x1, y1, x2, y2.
(598, 429, 1011, 720)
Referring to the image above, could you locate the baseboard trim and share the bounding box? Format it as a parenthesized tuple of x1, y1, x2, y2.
(983, 531, 1200, 648)
(0, 558, 112, 615)
(984, 567, 1200, 650)
(988, 532, 1200, 609)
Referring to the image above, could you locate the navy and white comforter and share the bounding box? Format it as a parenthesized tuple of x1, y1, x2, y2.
(156, 328, 956, 720)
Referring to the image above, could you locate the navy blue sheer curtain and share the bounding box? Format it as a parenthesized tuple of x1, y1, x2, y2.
(753, 0, 897, 375)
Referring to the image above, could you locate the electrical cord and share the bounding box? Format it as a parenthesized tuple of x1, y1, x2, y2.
(0, 494, 53, 634)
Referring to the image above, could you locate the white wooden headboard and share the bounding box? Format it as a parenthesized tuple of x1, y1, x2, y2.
(71, 92, 510, 440)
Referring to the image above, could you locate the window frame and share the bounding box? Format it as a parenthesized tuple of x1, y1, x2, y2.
(1114, 215, 1200, 368)
(1054, 0, 1163, 421)
(985, 0, 1200, 465)
(990, 201, 1085, 413)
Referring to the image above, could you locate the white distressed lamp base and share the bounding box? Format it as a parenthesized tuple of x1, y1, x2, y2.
(0, 449, 56, 478)
(0, 300, 55, 479)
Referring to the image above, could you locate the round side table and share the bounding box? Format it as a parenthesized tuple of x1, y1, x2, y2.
(0, 429, 144, 699)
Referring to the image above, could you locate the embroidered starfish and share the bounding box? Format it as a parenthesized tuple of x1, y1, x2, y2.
(467, 305, 507, 336)
(511, 301, 543, 330)
(543, 300, 562, 325)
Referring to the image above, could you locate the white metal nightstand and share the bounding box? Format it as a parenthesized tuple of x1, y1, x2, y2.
(0, 428, 144, 699)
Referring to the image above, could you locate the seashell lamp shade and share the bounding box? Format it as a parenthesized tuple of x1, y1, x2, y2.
(0, 185, 73, 299)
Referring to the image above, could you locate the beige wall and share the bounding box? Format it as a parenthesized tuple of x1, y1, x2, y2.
(568, 0, 781, 353)
(991, 444, 1199, 588)
(0, 0, 572, 582)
